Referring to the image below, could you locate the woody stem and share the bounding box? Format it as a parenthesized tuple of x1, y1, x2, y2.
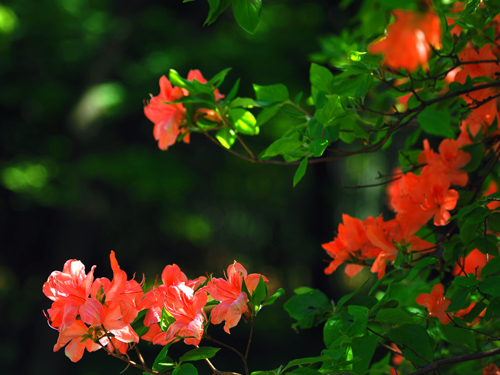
(205, 335, 249, 375)
(245, 315, 254, 360)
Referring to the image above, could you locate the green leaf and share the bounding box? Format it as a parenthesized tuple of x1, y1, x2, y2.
(252, 276, 268, 308)
(284, 288, 330, 329)
(160, 307, 176, 332)
(465, 206, 491, 224)
(261, 138, 303, 159)
(229, 108, 259, 135)
(479, 276, 500, 296)
(152, 343, 174, 372)
(438, 324, 476, 350)
(215, 128, 237, 149)
(230, 97, 260, 108)
(169, 69, 195, 92)
(417, 106, 454, 138)
(289, 368, 321, 375)
(232, 0, 262, 33)
(344, 315, 368, 338)
(412, 257, 438, 271)
(447, 287, 472, 312)
(374, 308, 414, 324)
(489, 212, 500, 232)
(351, 334, 379, 374)
(337, 278, 370, 308)
(309, 140, 329, 157)
(314, 95, 343, 125)
(282, 355, 332, 372)
(465, 301, 487, 323)
(461, 143, 484, 173)
(347, 305, 369, 316)
(253, 84, 288, 103)
(387, 324, 433, 365)
(460, 221, 480, 245)
(224, 78, 240, 102)
(262, 288, 285, 307)
(481, 257, 500, 278)
(208, 68, 232, 88)
(293, 158, 308, 187)
(310, 63, 334, 94)
(257, 104, 281, 126)
(323, 316, 345, 348)
(205, 0, 232, 25)
(173, 363, 198, 375)
(453, 275, 479, 288)
(179, 347, 220, 363)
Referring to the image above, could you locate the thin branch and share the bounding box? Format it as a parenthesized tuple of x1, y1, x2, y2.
(409, 347, 500, 375)
(445, 313, 500, 341)
(341, 175, 401, 189)
(245, 315, 254, 360)
(205, 335, 249, 375)
(366, 327, 430, 365)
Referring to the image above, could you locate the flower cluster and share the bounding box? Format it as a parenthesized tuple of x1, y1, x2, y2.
(368, 2, 441, 71)
(43, 251, 142, 361)
(144, 70, 224, 150)
(323, 136, 472, 279)
(43, 254, 268, 362)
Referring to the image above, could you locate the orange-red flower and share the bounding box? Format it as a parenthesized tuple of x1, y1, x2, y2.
(368, 9, 441, 71)
(418, 139, 471, 187)
(453, 249, 492, 279)
(416, 284, 451, 325)
(53, 319, 101, 362)
(43, 259, 96, 330)
(207, 261, 268, 333)
(152, 284, 207, 346)
(322, 214, 380, 277)
(455, 45, 500, 136)
(144, 76, 187, 151)
(483, 363, 500, 375)
(366, 217, 434, 278)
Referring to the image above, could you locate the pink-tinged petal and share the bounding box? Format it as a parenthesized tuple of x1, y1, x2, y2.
(223, 292, 248, 334)
(61, 302, 80, 330)
(211, 300, 231, 325)
(227, 262, 247, 289)
(110, 324, 139, 343)
(65, 338, 86, 362)
(159, 76, 174, 100)
(101, 303, 126, 331)
(345, 264, 364, 278)
(245, 274, 268, 294)
(144, 305, 162, 327)
(183, 313, 205, 346)
(141, 323, 162, 342)
(161, 264, 188, 288)
(54, 320, 89, 352)
(80, 298, 105, 327)
(82, 265, 96, 297)
(187, 70, 207, 84)
(119, 299, 138, 324)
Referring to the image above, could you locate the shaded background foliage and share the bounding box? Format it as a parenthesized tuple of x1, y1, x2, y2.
(0, 0, 394, 373)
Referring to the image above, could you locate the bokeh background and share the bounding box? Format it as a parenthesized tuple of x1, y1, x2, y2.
(0, 0, 396, 374)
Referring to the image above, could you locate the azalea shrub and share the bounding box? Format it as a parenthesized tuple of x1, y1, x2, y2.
(43, 0, 500, 374)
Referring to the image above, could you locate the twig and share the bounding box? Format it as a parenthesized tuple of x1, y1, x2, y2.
(205, 334, 249, 375)
(245, 315, 254, 360)
(445, 313, 500, 341)
(341, 175, 401, 189)
(409, 347, 500, 375)
(366, 327, 430, 365)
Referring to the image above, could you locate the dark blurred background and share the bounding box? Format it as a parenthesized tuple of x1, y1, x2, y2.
(0, 0, 393, 374)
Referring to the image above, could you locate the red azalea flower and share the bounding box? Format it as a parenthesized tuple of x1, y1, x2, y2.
(416, 284, 451, 325)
